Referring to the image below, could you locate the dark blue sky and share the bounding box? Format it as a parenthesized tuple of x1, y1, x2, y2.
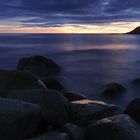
(0, 0, 140, 33)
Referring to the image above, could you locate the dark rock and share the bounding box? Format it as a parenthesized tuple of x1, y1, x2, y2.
(62, 123, 85, 140)
(7, 89, 69, 126)
(17, 55, 61, 78)
(28, 131, 69, 140)
(0, 69, 46, 96)
(0, 97, 41, 140)
(101, 83, 126, 96)
(125, 98, 140, 124)
(62, 91, 86, 102)
(70, 99, 122, 126)
(41, 78, 65, 91)
(132, 78, 140, 85)
(85, 114, 140, 140)
(127, 26, 140, 34)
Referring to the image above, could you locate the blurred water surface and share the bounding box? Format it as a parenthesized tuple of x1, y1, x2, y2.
(0, 34, 140, 107)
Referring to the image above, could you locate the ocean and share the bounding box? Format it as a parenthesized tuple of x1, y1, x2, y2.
(0, 33, 140, 107)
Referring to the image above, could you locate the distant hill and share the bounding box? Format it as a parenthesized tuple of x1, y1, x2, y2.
(127, 26, 140, 34)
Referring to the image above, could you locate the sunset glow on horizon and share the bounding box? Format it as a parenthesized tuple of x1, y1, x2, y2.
(0, 0, 140, 34)
(0, 22, 140, 34)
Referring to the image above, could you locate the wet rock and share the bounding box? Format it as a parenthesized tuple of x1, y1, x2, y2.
(62, 91, 86, 102)
(0, 69, 46, 96)
(28, 131, 69, 140)
(17, 55, 61, 78)
(62, 123, 85, 140)
(125, 98, 140, 124)
(85, 114, 140, 140)
(7, 89, 69, 126)
(41, 78, 65, 91)
(101, 83, 126, 96)
(70, 99, 122, 126)
(0, 97, 41, 140)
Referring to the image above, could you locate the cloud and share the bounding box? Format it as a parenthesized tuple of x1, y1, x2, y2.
(0, 0, 140, 31)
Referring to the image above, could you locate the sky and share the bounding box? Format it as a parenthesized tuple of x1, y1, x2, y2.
(0, 0, 140, 33)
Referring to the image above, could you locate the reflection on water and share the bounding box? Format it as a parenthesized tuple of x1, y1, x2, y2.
(0, 34, 140, 107)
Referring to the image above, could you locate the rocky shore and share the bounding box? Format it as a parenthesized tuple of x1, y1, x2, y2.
(0, 55, 140, 140)
(127, 26, 140, 34)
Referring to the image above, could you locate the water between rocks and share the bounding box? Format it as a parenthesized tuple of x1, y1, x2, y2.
(0, 33, 140, 108)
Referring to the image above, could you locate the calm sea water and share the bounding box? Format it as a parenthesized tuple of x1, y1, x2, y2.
(0, 33, 140, 107)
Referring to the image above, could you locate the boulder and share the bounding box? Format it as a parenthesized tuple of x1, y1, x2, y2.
(62, 91, 86, 102)
(41, 78, 65, 91)
(100, 83, 126, 96)
(28, 131, 69, 140)
(7, 89, 69, 126)
(0, 97, 41, 140)
(0, 69, 46, 96)
(17, 55, 61, 78)
(69, 99, 122, 126)
(125, 98, 140, 124)
(85, 114, 140, 140)
(62, 123, 85, 140)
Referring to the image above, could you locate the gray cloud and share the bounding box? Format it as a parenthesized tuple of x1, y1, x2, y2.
(0, 0, 140, 27)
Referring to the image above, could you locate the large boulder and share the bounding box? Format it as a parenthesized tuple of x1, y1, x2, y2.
(125, 98, 140, 124)
(28, 131, 69, 140)
(0, 69, 46, 96)
(62, 123, 85, 140)
(85, 114, 140, 140)
(41, 78, 65, 91)
(69, 99, 122, 126)
(0, 97, 41, 140)
(62, 91, 86, 102)
(17, 55, 61, 78)
(100, 83, 126, 96)
(7, 89, 69, 126)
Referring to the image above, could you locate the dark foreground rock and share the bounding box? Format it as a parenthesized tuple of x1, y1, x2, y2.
(0, 97, 41, 140)
(7, 89, 69, 126)
(85, 114, 140, 140)
(17, 55, 61, 78)
(41, 78, 65, 91)
(62, 123, 85, 140)
(100, 83, 126, 96)
(125, 98, 140, 124)
(62, 91, 86, 102)
(28, 131, 69, 140)
(0, 69, 46, 96)
(70, 99, 122, 126)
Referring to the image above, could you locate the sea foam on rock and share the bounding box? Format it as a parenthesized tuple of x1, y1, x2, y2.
(69, 99, 122, 126)
(7, 89, 69, 126)
(0, 97, 41, 140)
(85, 114, 140, 140)
(17, 55, 61, 78)
(0, 69, 46, 96)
